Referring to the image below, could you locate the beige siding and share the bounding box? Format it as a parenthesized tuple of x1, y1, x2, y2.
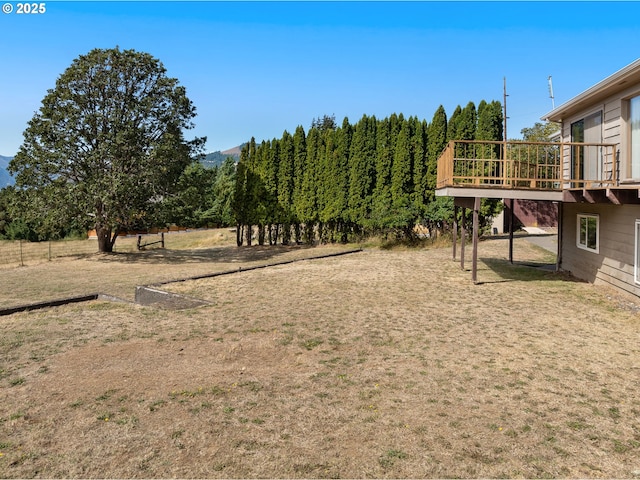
(603, 101, 621, 144)
(559, 83, 640, 181)
(562, 203, 640, 297)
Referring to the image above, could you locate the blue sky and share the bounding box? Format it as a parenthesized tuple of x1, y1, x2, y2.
(2, 1, 640, 157)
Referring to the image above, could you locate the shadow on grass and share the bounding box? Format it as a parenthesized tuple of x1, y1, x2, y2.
(477, 257, 585, 285)
(83, 244, 319, 265)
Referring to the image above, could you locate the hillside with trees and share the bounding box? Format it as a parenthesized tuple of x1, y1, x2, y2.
(201, 146, 243, 168)
(0, 156, 14, 187)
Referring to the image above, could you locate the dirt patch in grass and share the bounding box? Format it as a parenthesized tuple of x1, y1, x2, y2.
(1, 237, 640, 478)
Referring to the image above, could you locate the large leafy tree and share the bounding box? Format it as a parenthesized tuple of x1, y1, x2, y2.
(520, 121, 559, 141)
(9, 47, 205, 252)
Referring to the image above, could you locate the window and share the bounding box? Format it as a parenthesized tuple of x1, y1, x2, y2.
(630, 96, 640, 179)
(577, 214, 599, 253)
(635, 220, 640, 285)
(571, 111, 602, 183)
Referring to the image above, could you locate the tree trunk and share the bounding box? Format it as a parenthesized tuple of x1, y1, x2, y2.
(282, 223, 291, 245)
(245, 224, 252, 246)
(294, 223, 301, 244)
(273, 224, 280, 245)
(236, 224, 243, 246)
(96, 224, 116, 253)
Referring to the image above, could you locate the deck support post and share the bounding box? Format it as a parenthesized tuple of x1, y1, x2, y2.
(508, 198, 514, 264)
(460, 207, 466, 271)
(453, 206, 458, 261)
(472, 197, 480, 284)
(556, 202, 563, 272)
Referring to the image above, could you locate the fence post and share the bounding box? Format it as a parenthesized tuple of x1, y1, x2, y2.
(48, 240, 52, 261)
(19, 239, 24, 267)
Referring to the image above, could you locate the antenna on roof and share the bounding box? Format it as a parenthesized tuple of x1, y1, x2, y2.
(548, 76, 555, 110)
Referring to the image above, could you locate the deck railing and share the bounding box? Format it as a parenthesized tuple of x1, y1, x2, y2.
(436, 140, 619, 191)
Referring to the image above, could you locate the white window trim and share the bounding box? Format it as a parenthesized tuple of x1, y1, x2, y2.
(576, 213, 599, 254)
(635, 220, 640, 285)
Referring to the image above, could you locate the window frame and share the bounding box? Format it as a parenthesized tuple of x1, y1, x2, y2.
(570, 110, 602, 184)
(576, 213, 599, 254)
(635, 220, 640, 285)
(629, 95, 640, 180)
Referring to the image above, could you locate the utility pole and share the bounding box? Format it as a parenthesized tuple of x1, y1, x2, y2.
(504, 77, 514, 263)
(503, 77, 508, 141)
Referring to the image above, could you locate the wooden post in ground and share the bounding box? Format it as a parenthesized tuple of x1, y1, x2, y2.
(472, 197, 480, 284)
(453, 206, 458, 261)
(508, 198, 514, 264)
(460, 207, 466, 271)
(556, 202, 562, 272)
(454, 198, 477, 272)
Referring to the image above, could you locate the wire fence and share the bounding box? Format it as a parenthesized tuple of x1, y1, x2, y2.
(0, 235, 149, 268)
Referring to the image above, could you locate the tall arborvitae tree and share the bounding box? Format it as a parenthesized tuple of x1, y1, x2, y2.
(265, 139, 281, 244)
(319, 126, 349, 242)
(233, 145, 249, 246)
(277, 130, 295, 244)
(447, 105, 462, 142)
(476, 100, 503, 161)
(292, 125, 306, 243)
(244, 137, 258, 245)
(298, 127, 320, 243)
(390, 120, 415, 234)
(332, 117, 353, 241)
(476, 100, 505, 229)
(371, 116, 394, 231)
(348, 114, 377, 233)
(253, 140, 268, 245)
(313, 118, 338, 242)
(411, 117, 429, 221)
(427, 105, 447, 196)
(426, 106, 453, 235)
(458, 101, 477, 141)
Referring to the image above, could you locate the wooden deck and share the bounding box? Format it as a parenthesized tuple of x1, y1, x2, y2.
(436, 139, 623, 284)
(436, 140, 620, 200)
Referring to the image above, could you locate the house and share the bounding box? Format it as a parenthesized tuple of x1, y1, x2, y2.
(436, 59, 640, 298)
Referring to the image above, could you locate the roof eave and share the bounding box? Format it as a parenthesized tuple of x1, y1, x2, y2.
(541, 58, 640, 123)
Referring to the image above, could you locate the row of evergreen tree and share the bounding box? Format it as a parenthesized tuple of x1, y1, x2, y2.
(0, 101, 503, 243)
(233, 100, 504, 246)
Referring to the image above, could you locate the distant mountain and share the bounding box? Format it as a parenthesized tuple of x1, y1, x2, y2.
(0, 146, 246, 185)
(0, 156, 14, 187)
(201, 144, 245, 168)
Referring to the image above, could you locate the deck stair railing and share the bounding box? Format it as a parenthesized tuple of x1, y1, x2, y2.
(436, 140, 619, 190)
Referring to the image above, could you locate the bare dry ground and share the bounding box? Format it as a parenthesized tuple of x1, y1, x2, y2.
(1, 235, 640, 478)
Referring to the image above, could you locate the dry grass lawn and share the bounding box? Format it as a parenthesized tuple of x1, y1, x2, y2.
(0, 229, 354, 307)
(1, 233, 640, 478)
